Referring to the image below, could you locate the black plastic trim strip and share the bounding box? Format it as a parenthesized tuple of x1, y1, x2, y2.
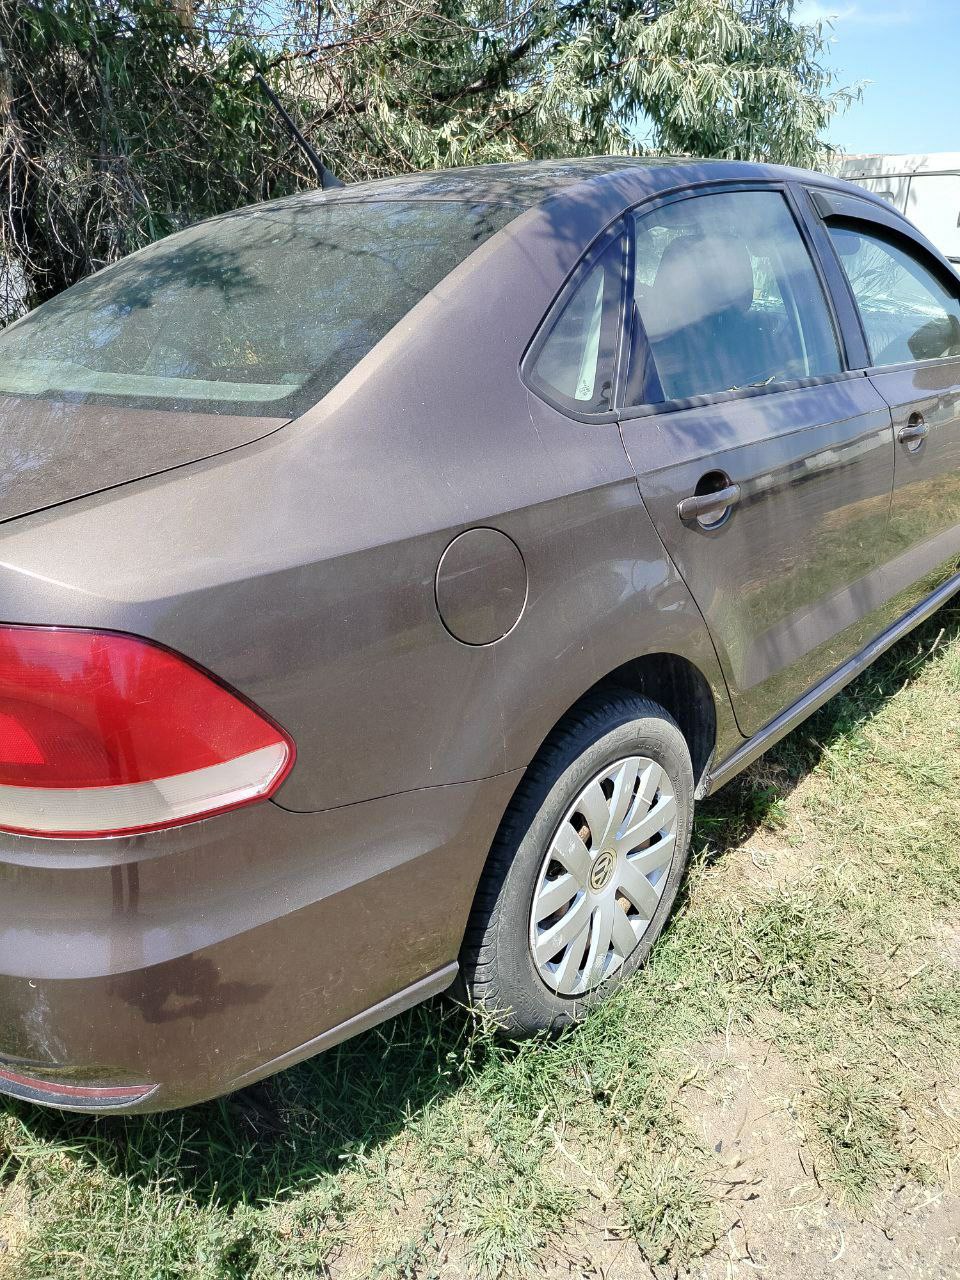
(229, 962, 459, 1089)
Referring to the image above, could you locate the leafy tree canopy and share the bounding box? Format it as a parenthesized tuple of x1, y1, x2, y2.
(0, 0, 853, 319)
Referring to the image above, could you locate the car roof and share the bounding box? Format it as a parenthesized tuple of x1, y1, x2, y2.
(249, 155, 844, 212)
(210, 156, 890, 233)
(320, 156, 683, 205)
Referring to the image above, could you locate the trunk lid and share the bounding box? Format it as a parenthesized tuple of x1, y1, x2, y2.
(0, 395, 285, 524)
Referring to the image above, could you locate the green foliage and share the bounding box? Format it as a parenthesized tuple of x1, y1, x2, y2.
(0, 0, 290, 316)
(0, 0, 854, 319)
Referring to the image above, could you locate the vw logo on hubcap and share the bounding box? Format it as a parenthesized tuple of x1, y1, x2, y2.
(589, 850, 616, 892)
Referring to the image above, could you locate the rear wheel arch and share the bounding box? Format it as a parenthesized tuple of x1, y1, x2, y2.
(455, 651, 718, 949)
(491, 651, 717, 823)
(582, 652, 717, 793)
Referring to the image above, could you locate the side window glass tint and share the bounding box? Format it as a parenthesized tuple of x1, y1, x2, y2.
(828, 225, 960, 366)
(531, 236, 624, 412)
(628, 190, 842, 404)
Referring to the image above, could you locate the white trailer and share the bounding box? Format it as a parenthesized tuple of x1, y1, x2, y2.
(833, 153, 960, 264)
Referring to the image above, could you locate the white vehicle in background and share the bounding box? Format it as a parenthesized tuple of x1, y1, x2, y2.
(833, 153, 960, 265)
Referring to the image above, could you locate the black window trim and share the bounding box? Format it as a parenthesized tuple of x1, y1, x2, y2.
(791, 184, 872, 370)
(806, 189, 960, 377)
(615, 179, 859, 424)
(520, 224, 631, 424)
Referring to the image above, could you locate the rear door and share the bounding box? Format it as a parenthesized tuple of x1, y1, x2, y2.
(811, 200, 960, 610)
(617, 184, 895, 738)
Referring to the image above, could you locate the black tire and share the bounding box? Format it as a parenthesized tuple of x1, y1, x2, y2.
(459, 689, 694, 1033)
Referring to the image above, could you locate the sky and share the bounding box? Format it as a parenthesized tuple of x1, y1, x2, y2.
(794, 0, 960, 156)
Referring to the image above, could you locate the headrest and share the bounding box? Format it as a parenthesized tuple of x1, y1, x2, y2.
(643, 233, 756, 340)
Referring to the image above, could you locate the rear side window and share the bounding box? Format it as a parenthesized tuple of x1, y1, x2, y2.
(529, 236, 625, 413)
(0, 200, 519, 417)
(628, 190, 842, 403)
(827, 225, 960, 366)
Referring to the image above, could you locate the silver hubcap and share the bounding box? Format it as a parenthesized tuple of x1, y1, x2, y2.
(529, 755, 678, 996)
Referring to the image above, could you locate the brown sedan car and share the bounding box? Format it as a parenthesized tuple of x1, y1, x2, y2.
(1, 157, 959, 1112)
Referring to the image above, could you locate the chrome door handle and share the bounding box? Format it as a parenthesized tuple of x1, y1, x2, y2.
(898, 418, 929, 447)
(678, 483, 741, 524)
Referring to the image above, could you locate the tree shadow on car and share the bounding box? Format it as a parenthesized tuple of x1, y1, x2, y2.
(5, 600, 959, 1212)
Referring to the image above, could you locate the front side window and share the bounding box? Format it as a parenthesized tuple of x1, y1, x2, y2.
(629, 190, 842, 403)
(0, 199, 519, 417)
(827, 225, 960, 366)
(529, 236, 625, 413)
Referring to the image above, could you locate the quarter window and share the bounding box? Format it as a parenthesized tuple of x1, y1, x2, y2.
(530, 236, 625, 413)
(827, 225, 960, 366)
(628, 190, 842, 404)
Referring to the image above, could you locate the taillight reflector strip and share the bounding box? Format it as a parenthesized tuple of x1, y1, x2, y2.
(0, 625, 294, 838)
(0, 1065, 156, 1108)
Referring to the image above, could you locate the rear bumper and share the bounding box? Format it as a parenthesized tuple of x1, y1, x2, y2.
(0, 772, 519, 1113)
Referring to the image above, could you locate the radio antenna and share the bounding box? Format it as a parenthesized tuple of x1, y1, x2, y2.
(253, 72, 344, 190)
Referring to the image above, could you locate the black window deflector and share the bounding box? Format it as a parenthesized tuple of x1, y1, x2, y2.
(808, 187, 912, 239)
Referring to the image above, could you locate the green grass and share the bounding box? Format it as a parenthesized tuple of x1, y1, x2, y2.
(2, 606, 960, 1279)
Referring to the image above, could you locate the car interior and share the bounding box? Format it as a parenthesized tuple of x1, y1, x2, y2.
(639, 230, 795, 398)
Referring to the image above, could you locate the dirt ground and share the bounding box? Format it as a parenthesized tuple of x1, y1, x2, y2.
(519, 1035, 960, 1280)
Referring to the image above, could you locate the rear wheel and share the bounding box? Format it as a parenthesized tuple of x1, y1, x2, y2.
(460, 691, 694, 1032)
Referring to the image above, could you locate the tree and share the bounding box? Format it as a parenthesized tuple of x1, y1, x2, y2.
(0, 0, 853, 322)
(0, 1, 296, 319)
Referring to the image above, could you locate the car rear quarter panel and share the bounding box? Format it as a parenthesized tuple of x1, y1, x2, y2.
(0, 189, 739, 814)
(0, 774, 519, 1110)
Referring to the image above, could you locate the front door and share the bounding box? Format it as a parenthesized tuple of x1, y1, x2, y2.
(617, 186, 895, 737)
(821, 218, 960, 610)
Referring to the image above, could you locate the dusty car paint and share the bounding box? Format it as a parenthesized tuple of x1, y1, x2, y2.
(0, 398, 289, 524)
(1, 157, 958, 1111)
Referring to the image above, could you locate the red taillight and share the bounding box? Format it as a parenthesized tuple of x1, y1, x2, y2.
(0, 626, 294, 838)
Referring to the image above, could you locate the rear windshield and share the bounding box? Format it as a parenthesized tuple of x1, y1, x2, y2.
(0, 199, 518, 417)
